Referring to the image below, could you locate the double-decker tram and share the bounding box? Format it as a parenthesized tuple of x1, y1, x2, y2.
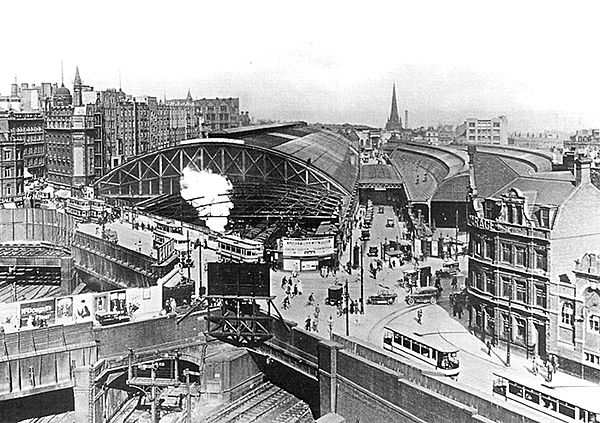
(383, 326, 460, 377)
(217, 234, 263, 264)
(153, 220, 183, 249)
(492, 373, 600, 422)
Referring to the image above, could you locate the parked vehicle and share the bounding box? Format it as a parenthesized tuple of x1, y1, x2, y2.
(361, 229, 370, 241)
(386, 218, 394, 228)
(367, 246, 378, 257)
(435, 260, 460, 278)
(367, 289, 397, 305)
(378, 206, 385, 214)
(405, 286, 440, 305)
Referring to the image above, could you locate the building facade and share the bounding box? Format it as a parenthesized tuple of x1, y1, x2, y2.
(556, 252, 600, 382)
(467, 158, 600, 359)
(45, 84, 100, 194)
(461, 116, 508, 145)
(0, 110, 45, 199)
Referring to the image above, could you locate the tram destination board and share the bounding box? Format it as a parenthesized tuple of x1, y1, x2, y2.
(207, 262, 271, 297)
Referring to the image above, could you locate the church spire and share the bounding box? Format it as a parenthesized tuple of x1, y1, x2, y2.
(61, 60, 64, 86)
(186, 88, 193, 102)
(385, 83, 403, 131)
(74, 65, 82, 86)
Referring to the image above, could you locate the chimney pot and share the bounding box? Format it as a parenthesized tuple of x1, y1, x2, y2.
(575, 157, 592, 186)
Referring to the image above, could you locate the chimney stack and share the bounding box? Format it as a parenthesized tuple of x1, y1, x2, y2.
(575, 157, 592, 186)
(404, 110, 409, 129)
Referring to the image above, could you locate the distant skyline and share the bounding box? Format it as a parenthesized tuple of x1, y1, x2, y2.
(3, 1, 599, 132)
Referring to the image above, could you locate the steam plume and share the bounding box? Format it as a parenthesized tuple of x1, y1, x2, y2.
(180, 168, 233, 232)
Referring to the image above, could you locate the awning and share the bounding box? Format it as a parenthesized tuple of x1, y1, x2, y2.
(159, 267, 181, 288)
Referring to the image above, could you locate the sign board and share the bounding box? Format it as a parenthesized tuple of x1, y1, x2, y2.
(282, 237, 334, 257)
(208, 262, 271, 297)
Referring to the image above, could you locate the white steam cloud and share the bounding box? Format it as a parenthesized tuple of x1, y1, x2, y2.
(180, 168, 234, 233)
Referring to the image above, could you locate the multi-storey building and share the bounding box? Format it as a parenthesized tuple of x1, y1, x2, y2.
(167, 94, 242, 132)
(45, 83, 99, 194)
(460, 116, 508, 145)
(467, 157, 600, 359)
(557, 252, 600, 382)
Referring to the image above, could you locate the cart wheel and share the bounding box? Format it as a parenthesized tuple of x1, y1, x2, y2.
(407, 297, 415, 306)
(367, 298, 372, 305)
(388, 298, 394, 305)
(430, 296, 437, 305)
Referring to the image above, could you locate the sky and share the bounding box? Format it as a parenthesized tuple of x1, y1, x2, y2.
(3, 1, 599, 131)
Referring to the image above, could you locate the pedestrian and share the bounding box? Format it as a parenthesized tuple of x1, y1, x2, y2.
(283, 296, 290, 310)
(281, 276, 287, 289)
(328, 314, 334, 339)
(312, 317, 319, 332)
(305, 315, 312, 331)
(551, 354, 559, 374)
(308, 292, 315, 306)
(293, 282, 298, 297)
(434, 277, 442, 294)
(457, 305, 463, 319)
(314, 303, 321, 319)
(532, 356, 538, 375)
(297, 279, 303, 295)
(416, 309, 423, 324)
(486, 340, 492, 355)
(451, 276, 458, 291)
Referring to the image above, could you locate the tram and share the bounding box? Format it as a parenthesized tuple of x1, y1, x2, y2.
(383, 326, 460, 377)
(492, 373, 600, 423)
(65, 196, 91, 221)
(216, 234, 263, 263)
(153, 220, 183, 249)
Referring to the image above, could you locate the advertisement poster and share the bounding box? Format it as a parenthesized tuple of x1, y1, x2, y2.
(72, 293, 94, 323)
(55, 297, 74, 325)
(20, 299, 55, 329)
(109, 290, 127, 314)
(126, 286, 162, 317)
(0, 302, 19, 333)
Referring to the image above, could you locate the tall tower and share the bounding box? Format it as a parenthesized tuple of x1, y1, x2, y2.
(385, 84, 403, 131)
(73, 66, 82, 107)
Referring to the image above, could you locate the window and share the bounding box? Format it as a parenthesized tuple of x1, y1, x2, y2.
(589, 315, 600, 332)
(486, 274, 495, 294)
(514, 246, 526, 267)
(516, 317, 526, 341)
(507, 205, 514, 223)
(476, 272, 484, 290)
(3, 150, 10, 160)
(502, 278, 512, 298)
(540, 208, 550, 228)
(535, 285, 546, 308)
(485, 239, 494, 259)
(502, 243, 512, 264)
(535, 248, 547, 271)
(515, 280, 527, 303)
(3, 167, 11, 177)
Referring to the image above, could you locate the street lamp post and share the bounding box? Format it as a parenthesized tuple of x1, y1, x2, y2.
(360, 245, 364, 314)
(345, 279, 350, 336)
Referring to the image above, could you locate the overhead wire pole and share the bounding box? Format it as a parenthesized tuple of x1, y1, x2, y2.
(345, 279, 350, 336)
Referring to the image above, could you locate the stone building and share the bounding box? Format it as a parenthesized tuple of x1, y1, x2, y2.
(0, 111, 45, 201)
(467, 157, 600, 358)
(45, 81, 100, 194)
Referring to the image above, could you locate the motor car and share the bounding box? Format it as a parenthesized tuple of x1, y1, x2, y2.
(435, 260, 460, 278)
(360, 229, 370, 241)
(386, 218, 394, 228)
(405, 286, 440, 305)
(400, 268, 419, 287)
(378, 206, 385, 214)
(367, 246, 378, 257)
(325, 285, 344, 306)
(367, 289, 397, 305)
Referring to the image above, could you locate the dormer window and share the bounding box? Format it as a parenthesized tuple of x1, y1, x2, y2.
(540, 208, 550, 228)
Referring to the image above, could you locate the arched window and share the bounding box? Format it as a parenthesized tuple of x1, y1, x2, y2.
(561, 302, 574, 325)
